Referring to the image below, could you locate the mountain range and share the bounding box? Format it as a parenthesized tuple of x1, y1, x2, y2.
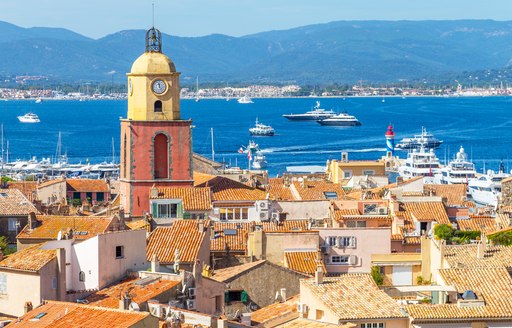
(1, 20, 512, 84)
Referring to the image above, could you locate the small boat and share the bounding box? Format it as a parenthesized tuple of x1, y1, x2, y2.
(35, 98, 42, 104)
(17, 113, 40, 123)
(317, 112, 361, 126)
(283, 101, 335, 121)
(249, 118, 275, 136)
(238, 96, 253, 104)
(248, 141, 267, 169)
(396, 127, 443, 150)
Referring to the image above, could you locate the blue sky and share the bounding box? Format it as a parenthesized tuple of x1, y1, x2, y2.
(1, 0, 510, 39)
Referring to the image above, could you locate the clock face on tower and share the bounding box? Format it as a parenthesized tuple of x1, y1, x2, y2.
(152, 79, 167, 95)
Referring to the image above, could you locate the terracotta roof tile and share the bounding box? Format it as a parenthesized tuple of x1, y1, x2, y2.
(17, 215, 114, 241)
(0, 188, 39, 216)
(443, 244, 512, 269)
(292, 181, 343, 201)
(86, 277, 180, 308)
(301, 275, 407, 320)
(211, 260, 266, 282)
(66, 179, 109, 192)
(195, 175, 266, 202)
(456, 217, 498, 233)
(401, 201, 449, 223)
(125, 219, 149, 230)
(284, 251, 326, 275)
(275, 318, 343, 327)
(13, 300, 151, 328)
(37, 178, 65, 189)
(406, 267, 512, 321)
(210, 222, 250, 253)
(268, 178, 295, 200)
(7, 181, 37, 201)
(146, 220, 208, 264)
(251, 295, 299, 325)
(424, 184, 468, 206)
(193, 172, 217, 186)
(151, 187, 212, 211)
(0, 244, 56, 272)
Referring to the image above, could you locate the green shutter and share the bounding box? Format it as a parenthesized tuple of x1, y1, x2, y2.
(177, 202, 184, 218)
(151, 202, 158, 217)
(241, 290, 248, 303)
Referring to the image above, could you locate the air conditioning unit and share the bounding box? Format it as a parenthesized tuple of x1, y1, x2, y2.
(297, 303, 309, 314)
(186, 299, 196, 310)
(259, 211, 269, 221)
(188, 288, 196, 298)
(148, 303, 162, 318)
(349, 255, 357, 265)
(378, 207, 388, 215)
(257, 201, 268, 211)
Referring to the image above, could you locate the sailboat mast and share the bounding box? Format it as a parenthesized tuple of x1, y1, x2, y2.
(1, 124, 4, 177)
(210, 128, 215, 161)
(111, 137, 115, 164)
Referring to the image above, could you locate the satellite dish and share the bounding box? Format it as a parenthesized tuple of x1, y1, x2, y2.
(57, 231, 62, 240)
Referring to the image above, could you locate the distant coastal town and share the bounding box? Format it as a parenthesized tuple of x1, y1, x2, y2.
(1, 80, 512, 101)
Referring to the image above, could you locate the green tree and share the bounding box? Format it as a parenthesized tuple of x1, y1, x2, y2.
(434, 224, 453, 240)
(0, 236, 15, 255)
(371, 266, 384, 286)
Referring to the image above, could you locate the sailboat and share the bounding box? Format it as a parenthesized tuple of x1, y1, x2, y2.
(195, 77, 200, 102)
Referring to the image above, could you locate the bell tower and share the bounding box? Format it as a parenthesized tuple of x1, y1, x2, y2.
(120, 27, 193, 216)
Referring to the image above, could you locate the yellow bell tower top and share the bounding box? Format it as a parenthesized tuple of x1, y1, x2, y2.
(126, 27, 181, 121)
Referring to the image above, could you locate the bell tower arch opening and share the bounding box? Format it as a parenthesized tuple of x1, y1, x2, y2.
(154, 100, 163, 112)
(153, 133, 169, 179)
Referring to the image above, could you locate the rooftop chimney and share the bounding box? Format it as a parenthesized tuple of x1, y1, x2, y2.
(28, 212, 37, 230)
(280, 288, 287, 303)
(314, 265, 324, 285)
(151, 254, 160, 273)
(118, 209, 126, 230)
(477, 232, 487, 259)
(198, 221, 204, 233)
(150, 185, 159, 198)
(24, 301, 33, 314)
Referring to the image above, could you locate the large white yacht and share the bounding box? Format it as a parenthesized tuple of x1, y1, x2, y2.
(238, 96, 253, 104)
(468, 163, 511, 208)
(17, 113, 40, 123)
(316, 112, 361, 126)
(398, 146, 441, 182)
(396, 127, 442, 150)
(282, 101, 335, 121)
(434, 146, 477, 184)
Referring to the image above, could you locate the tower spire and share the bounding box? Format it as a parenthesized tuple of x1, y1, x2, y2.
(152, 3, 155, 28)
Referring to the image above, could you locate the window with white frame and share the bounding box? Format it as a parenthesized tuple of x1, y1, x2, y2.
(331, 255, 349, 265)
(326, 236, 337, 246)
(157, 203, 178, 218)
(337, 236, 356, 248)
(219, 207, 249, 221)
(360, 323, 384, 328)
(0, 274, 6, 294)
(362, 170, 375, 175)
(346, 220, 367, 228)
(8, 218, 19, 232)
(343, 171, 352, 179)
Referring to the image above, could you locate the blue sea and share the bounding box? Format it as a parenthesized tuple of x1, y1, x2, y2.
(0, 96, 512, 176)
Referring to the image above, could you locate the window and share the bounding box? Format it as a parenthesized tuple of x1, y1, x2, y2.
(8, 218, 19, 232)
(331, 255, 349, 265)
(115, 246, 124, 259)
(363, 204, 377, 214)
(323, 192, 338, 200)
(96, 192, 104, 202)
(219, 207, 249, 221)
(315, 309, 324, 320)
(73, 192, 81, 200)
(153, 133, 169, 179)
(346, 221, 366, 228)
(157, 203, 178, 218)
(337, 236, 356, 248)
(327, 236, 337, 246)
(154, 100, 163, 112)
(343, 171, 352, 179)
(0, 274, 6, 294)
(52, 277, 57, 290)
(360, 323, 384, 328)
(79, 271, 85, 282)
(362, 170, 375, 175)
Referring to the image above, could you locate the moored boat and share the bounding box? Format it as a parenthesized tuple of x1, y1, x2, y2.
(282, 101, 335, 121)
(317, 112, 361, 126)
(396, 127, 442, 150)
(17, 113, 40, 123)
(249, 118, 275, 136)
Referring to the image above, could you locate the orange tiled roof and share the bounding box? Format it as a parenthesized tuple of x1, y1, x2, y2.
(13, 300, 151, 328)
(456, 217, 498, 233)
(37, 178, 65, 189)
(210, 222, 250, 253)
(151, 187, 211, 211)
(406, 267, 512, 321)
(268, 178, 295, 200)
(195, 175, 266, 202)
(193, 172, 217, 186)
(251, 295, 299, 325)
(7, 181, 37, 201)
(0, 188, 39, 216)
(292, 180, 343, 201)
(259, 220, 309, 232)
(211, 260, 266, 282)
(443, 244, 512, 269)
(0, 244, 56, 272)
(86, 277, 180, 308)
(275, 318, 341, 327)
(284, 251, 326, 275)
(125, 219, 149, 230)
(17, 215, 114, 241)
(301, 275, 407, 320)
(146, 220, 208, 264)
(66, 179, 109, 192)
(400, 201, 450, 224)
(424, 184, 468, 206)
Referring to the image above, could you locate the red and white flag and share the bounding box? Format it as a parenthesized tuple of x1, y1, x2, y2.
(238, 147, 244, 154)
(247, 148, 252, 160)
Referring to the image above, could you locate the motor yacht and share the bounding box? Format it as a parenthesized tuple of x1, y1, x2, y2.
(282, 101, 335, 121)
(317, 112, 361, 126)
(434, 146, 477, 184)
(17, 113, 40, 123)
(396, 127, 442, 150)
(249, 118, 275, 136)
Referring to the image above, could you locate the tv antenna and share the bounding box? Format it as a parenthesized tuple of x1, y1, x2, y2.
(152, 3, 155, 27)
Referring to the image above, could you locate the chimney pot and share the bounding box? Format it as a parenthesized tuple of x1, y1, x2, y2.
(314, 265, 324, 284)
